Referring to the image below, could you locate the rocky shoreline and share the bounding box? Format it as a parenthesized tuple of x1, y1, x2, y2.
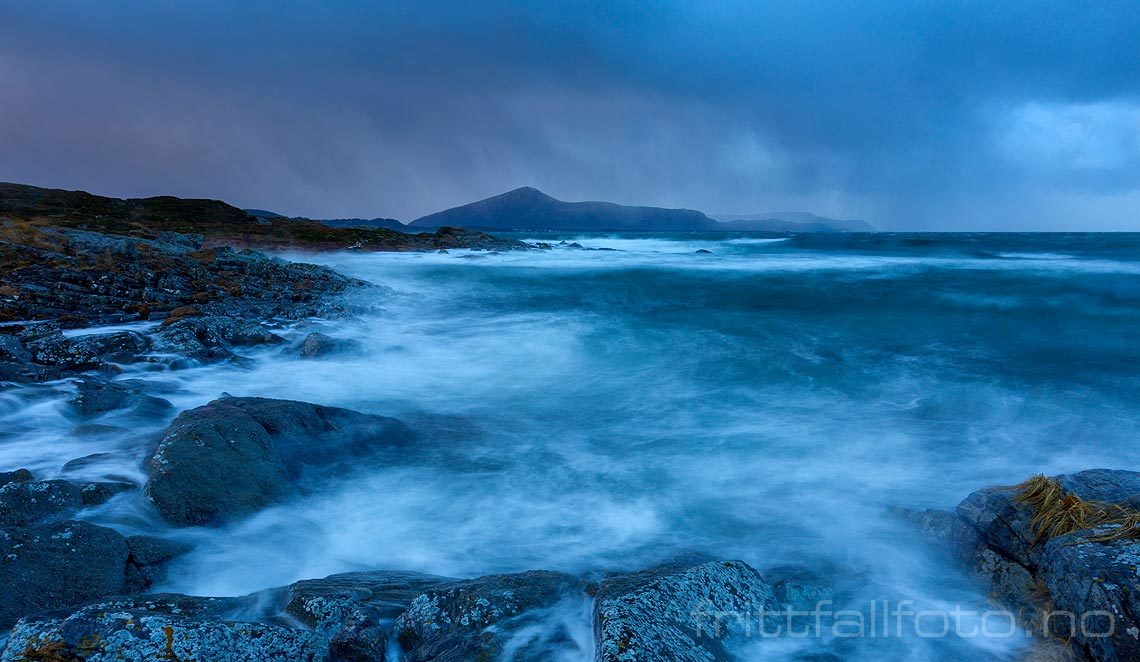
(2, 184, 1139, 660)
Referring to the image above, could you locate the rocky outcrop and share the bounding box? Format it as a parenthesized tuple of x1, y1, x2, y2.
(1, 594, 329, 662)
(593, 558, 779, 662)
(903, 469, 1140, 661)
(145, 397, 414, 526)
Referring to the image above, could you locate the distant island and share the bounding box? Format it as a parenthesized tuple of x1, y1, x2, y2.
(252, 186, 875, 233)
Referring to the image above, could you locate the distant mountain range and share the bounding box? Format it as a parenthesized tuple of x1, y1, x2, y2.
(249, 186, 875, 233)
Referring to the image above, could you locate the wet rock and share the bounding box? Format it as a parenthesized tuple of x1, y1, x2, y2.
(0, 468, 34, 486)
(60, 452, 119, 473)
(79, 480, 137, 506)
(285, 570, 455, 661)
(695, 249, 713, 254)
(297, 332, 363, 359)
(392, 570, 585, 662)
(593, 558, 778, 662)
(125, 535, 194, 592)
(145, 397, 413, 526)
(0, 479, 84, 526)
(67, 377, 173, 417)
(0, 520, 130, 629)
(68, 330, 151, 364)
(0, 361, 58, 383)
(0, 594, 329, 662)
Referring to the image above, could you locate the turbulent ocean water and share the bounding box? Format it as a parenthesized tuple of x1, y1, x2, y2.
(4, 231, 1140, 659)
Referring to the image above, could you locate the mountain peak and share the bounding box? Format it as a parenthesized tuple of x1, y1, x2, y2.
(500, 186, 554, 201)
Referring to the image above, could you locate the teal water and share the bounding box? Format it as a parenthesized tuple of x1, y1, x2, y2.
(4, 232, 1140, 659)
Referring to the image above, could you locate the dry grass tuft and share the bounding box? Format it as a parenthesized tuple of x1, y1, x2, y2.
(1013, 475, 1140, 545)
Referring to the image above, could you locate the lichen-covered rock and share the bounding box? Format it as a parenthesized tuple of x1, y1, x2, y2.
(297, 332, 363, 359)
(593, 559, 778, 662)
(1040, 534, 1140, 661)
(0, 479, 84, 526)
(0, 594, 329, 662)
(145, 397, 414, 526)
(0, 520, 129, 629)
(392, 570, 585, 662)
(285, 570, 455, 661)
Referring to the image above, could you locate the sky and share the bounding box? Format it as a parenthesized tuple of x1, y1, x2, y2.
(1, 1, 1139, 230)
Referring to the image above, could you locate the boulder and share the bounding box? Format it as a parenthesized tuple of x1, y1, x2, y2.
(0, 521, 130, 629)
(297, 332, 363, 359)
(0, 594, 329, 662)
(284, 570, 455, 661)
(593, 558, 778, 662)
(0, 479, 84, 526)
(145, 397, 413, 526)
(392, 570, 586, 662)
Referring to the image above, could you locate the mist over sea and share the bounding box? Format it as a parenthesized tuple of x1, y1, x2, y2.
(4, 231, 1139, 659)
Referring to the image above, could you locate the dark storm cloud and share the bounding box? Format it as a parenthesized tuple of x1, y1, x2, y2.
(1, 1, 1138, 229)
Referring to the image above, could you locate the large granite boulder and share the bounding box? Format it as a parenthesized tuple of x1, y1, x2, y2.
(0, 594, 329, 662)
(592, 558, 779, 662)
(391, 570, 586, 662)
(0, 521, 130, 629)
(145, 397, 414, 526)
(904, 469, 1140, 661)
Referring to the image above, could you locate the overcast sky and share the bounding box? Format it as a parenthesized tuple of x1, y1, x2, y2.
(2, 1, 1138, 229)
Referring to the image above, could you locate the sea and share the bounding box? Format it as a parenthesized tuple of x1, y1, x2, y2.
(4, 231, 1140, 660)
